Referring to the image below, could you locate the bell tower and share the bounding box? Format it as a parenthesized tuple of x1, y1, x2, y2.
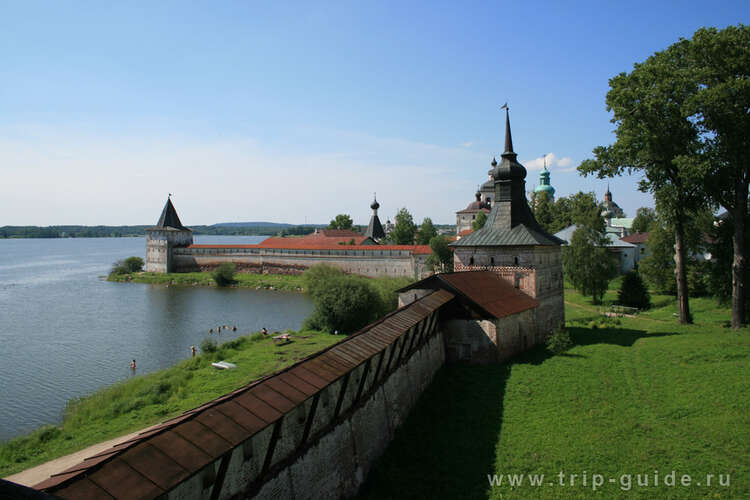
(450, 105, 565, 335)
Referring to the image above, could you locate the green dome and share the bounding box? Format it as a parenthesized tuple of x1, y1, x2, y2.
(534, 167, 555, 197)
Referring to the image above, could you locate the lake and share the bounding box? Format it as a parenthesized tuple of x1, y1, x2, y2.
(0, 236, 313, 441)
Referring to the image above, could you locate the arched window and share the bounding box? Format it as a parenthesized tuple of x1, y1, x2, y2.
(490, 257, 495, 265)
(514, 256, 519, 265)
(469, 256, 474, 265)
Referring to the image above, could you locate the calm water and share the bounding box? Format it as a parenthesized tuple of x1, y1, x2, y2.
(0, 236, 313, 441)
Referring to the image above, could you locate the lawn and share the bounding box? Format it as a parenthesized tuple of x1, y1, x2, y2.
(0, 330, 340, 477)
(357, 284, 750, 499)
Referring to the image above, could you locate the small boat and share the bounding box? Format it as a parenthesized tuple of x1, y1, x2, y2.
(211, 361, 237, 370)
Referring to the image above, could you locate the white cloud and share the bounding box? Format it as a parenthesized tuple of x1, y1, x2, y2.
(521, 152, 575, 171)
(459, 141, 473, 148)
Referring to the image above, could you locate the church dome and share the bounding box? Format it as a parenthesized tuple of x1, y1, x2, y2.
(370, 197, 380, 210)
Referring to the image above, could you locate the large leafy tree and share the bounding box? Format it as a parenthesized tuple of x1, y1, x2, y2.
(631, 207, 657, 233)
(426, 235, 453, 272)
(416, 217, 437, 245)
(530, 191, 555, 232)
(686, 25, 750, 328)
(392, 207, 417, 245)
(578, 39, 708, 324)
(563, 225, 617, 304)
(328, 214, 353, 230)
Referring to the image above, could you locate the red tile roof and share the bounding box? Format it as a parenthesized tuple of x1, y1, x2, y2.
(458, 229, 474, 236)
(35, 290, 455, 498)
(188, 242, 432, 254)
(311, 229, 361, 238)
(621, 232, 649, 244)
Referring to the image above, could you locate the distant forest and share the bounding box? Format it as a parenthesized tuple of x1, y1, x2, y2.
(0, 224, 325, 239)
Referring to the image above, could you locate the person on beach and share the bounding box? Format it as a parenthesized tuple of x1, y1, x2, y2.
(190, 345, 197, 357)
(262, 327, 268, 336)
(130, 359, 136, 370)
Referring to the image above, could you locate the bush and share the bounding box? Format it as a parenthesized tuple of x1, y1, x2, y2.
(212, 263, 237, 287)
(199, 338, 217, 354)
(617, 271, 651, 310)
(302, 275, 382, 334)
(123, 256, 144, 273)
(109, 256, 144, 276)
(546, 327, 573, 355)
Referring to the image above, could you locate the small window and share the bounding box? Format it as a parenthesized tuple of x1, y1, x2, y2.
(490, 257, 495, 265)
(514, 257, 519, 265)
(469, 256, 474, 265)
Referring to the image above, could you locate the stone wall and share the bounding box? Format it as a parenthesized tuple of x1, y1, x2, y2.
(171, 247, 432, 280)
(161, 304, 446, 500)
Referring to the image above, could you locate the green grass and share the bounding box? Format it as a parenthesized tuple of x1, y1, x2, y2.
(0, 330, 340, 477)
(107, 271, 307, 291)
(358, 287, 750, 499)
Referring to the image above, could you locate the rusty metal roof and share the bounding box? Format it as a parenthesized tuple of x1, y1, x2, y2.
(188, 242, 432, 255)
(397, 271, 538, 319)
(36, 289, 454, 499)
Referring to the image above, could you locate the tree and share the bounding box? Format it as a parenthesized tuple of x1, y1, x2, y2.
(563, 225, 617, 304)
(618, 271, 651, 310)
(328, 214, 353, 230)
(472, 211, 487, 231)
(578, 39, 709, 324)
(426, 235, 453, 272)
(631, 207, 657, 233)
(686, 25, 750, 328)
(416, 217, 437, 245)
(530, 191, 555, 232)
(109, 256, 144, 276)
(707, 212, 750, 319)
(392, 208, 417, 245)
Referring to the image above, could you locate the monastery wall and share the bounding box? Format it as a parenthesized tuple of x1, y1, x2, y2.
(163, 295, 448, 500)
(171, 247, 431, 280)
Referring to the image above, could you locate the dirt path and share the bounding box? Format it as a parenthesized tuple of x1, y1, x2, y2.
(4, 429, 144, 487)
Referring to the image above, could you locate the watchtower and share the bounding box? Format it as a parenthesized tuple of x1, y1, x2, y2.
(145, 197, 193, 273)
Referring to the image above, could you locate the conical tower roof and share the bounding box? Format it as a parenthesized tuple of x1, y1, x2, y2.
(152, 197, 190, 231)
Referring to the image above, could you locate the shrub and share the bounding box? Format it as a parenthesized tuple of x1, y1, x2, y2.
(617, 271, 651, 310)
(123, 256, 144, 273)
(302, 275, 382, 334)
(199, 338, 217, 354)
(109, 260, 129, 276)
(212, 263, 237, 287)
(546, 327, 573, 355)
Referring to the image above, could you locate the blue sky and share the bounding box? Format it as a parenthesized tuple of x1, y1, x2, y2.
(1, 1, 748, 226)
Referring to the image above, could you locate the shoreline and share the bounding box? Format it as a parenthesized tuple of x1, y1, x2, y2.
(106, 271, 307, 292)
(0, 330, 339, 479)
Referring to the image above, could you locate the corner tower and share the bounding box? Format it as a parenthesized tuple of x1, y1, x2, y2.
(145, 196, 193, 273)
(450, 106, 565, 335)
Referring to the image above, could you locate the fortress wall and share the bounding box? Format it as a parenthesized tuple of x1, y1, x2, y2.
(158, 295, 449, 500)
(171, 247, 431, 279)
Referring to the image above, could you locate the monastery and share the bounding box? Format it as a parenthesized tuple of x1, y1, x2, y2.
(33, 110, 566, 499)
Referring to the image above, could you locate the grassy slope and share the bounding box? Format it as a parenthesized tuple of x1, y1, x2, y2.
(107, 271, 306, 291)
(358, 283, 750, 499)
(0, 331, 339, 477)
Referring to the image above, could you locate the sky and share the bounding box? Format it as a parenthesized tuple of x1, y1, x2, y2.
(1, 1, 748, 226)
